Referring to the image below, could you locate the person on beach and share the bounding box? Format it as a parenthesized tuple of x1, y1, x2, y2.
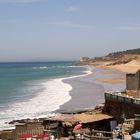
(57, 121, 63, 138)
(73, 122, 82, 132)
(72, 122, 83, 139)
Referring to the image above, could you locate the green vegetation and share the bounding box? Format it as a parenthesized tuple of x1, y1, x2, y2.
(107, 48, 140, 59)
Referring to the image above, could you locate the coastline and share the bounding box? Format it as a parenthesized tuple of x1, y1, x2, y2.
(80, 60, 140, 86)
(86, 59, 140, 74)
(0, 65, 126, 130)
(57, 66, 125, 112)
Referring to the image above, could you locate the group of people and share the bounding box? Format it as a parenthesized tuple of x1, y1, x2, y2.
(57, 121, 69, 138)
(57, 121, 83, 139)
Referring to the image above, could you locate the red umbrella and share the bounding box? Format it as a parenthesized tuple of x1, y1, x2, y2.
(73, 123, 82, 131)
(20, 134, 32, 138)
(36, 134, 49, 138)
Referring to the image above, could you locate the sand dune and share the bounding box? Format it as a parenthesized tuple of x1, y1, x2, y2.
(108, 59, 140, 73)
(80, 48, 140, 74)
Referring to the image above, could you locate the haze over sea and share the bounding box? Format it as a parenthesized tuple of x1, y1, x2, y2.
(0, 61, 87, 130)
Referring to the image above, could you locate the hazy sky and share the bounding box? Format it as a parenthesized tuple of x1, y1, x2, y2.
(0, 0, 140, 62)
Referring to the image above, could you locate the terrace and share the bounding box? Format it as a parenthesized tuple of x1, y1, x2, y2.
(105, 91, 140, 105)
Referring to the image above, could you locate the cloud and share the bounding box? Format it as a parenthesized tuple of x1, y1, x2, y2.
(0, 0, 42, 3)
(116, 26, 140, 31)
(66, 6, 78, 12)
(48, 21, 94, 29)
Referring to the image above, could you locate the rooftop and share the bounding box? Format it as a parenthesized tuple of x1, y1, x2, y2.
(105, 91, 140, 105)
(74, 113, 113, 124)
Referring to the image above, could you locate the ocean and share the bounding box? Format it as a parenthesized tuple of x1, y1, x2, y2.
(0, 61, 88, 130)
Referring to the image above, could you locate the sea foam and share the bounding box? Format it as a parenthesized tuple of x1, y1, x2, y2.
(0, 66, 93, 130)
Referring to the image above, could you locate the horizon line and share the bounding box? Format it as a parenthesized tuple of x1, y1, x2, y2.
(0, 60, 78, 63)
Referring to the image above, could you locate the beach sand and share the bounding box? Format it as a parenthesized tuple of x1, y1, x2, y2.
(95, 67, 126, 84)
(58, 67, 125, 112)
(107, 59, 140, 73)
(90, 59, 140, 84)
(58, 58, 140, 112)
(96, 77, 125, 84)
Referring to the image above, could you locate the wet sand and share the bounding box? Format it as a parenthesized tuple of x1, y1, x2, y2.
(57, 67, 125, 112)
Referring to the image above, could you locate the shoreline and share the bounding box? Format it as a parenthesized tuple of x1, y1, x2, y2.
(0, 66, 92, 131)
(57, 66, 125, 113)
(0, 65, 126, 131)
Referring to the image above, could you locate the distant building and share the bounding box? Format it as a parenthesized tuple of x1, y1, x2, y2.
(80, 57, 90, 62)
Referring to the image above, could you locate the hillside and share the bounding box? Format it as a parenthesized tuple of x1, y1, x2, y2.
(80, 48, 140, 73)
(107, 48, 140, 58)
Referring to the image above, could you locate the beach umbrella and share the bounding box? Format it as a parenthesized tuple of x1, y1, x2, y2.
(20, 134, 32, 139)
(73, 123, 82, 132)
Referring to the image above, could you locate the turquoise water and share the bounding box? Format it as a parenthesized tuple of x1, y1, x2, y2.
(0, 62, 85, 104)
(0, 61, 87, 129)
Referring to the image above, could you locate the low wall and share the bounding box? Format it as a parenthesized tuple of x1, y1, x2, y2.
(104, 94, 140, 121)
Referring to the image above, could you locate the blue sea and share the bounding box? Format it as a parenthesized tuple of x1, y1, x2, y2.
(0, 61, 88, 130)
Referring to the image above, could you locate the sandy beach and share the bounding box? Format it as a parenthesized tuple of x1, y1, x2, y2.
(88, 59, 140, 85)
(95, 59, 140, 74)
(97, 60, 140, 84)
(108, 61, 140, 73)
(58, 58, 140, 112)
(58, 66, 125, 112)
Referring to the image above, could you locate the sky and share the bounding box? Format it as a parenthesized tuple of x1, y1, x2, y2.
(0, 0, 140, 62)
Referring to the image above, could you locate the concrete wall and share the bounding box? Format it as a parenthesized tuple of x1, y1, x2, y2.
(126, 70, 140, 90)
(126, 74, 138, 90)
(103, 99, 140, 122)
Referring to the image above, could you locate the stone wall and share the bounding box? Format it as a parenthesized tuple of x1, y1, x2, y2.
(103, 99, 140, 122)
